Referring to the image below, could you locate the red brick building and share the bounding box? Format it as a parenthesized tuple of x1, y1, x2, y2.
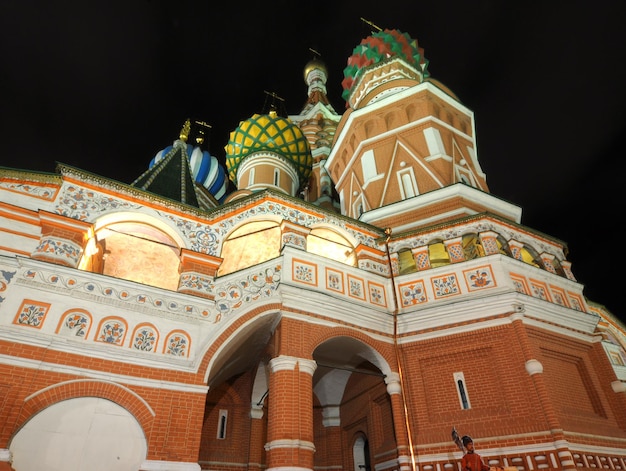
(0, 28, 625, 471)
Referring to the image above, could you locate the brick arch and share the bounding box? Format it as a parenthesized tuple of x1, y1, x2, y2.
(199, 303, 282, 385)
(306, 326, 397, 376)
(16, 379, 155, 436)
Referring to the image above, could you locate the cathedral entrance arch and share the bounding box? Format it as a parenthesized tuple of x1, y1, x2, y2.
(312, 335, 395, 471)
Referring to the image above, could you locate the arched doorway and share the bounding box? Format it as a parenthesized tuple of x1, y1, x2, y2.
(10, 397, 147, 471)
(353, 434, 371, 471)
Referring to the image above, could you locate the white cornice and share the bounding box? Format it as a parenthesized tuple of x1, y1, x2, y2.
(0, 350, 208, 393)
(359, 184, 522, 226)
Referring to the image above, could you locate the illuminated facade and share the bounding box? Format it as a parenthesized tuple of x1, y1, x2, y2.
(1, 28, 625, 471)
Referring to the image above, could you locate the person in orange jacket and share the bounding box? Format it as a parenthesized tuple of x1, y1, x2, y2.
(461, 435, 502, 471)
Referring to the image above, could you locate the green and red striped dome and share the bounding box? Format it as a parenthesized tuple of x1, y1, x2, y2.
(341, 29, 429, 106)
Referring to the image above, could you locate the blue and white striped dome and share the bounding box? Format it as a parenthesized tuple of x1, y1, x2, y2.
(150, 143, 229, 202)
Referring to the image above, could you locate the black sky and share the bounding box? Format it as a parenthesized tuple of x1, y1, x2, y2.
(1, 1, 625, 318)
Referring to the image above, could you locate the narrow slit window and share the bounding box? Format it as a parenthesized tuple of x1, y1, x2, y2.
(454, 372, 471, 409)
(217, 409, 228, 439)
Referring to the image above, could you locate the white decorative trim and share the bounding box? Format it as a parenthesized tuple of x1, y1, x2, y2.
(397, 454, 413, 471)
(0, 449, 12, 462)
(266, 467, 312, 471)
(322, 406, 340, 427)
(525, 359, 544, 376)
(385, 372, 402, 395)
(269, 355, 299, 372)
(264, 439, 316, 452)
(612, 380, 626, 393)
(139, 460, 201, 471)
(298, 358, 317, 376)
(250, 403, 264, 419)
(0, 352, 208, 394)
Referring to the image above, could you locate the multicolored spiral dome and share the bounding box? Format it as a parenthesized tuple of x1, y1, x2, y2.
(341, 29, 430, 105)
(224, 112, 312, 186)
(150, 144, 229, 202)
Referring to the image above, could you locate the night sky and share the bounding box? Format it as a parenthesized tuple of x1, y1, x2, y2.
(1, 1, 625, 318)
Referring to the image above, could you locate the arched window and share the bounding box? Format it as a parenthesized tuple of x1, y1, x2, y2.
(462, 233, 483, 260)
(454, 371, 471, 409)
(308, 227, 356, 266)
(428, 241, 450, 268)
(520, 245, 542, 269)
(397, 248, 417, 275)
(218, 221, 281, 276)
(80, 221, 181, 291)
(496, 235, 512, 256)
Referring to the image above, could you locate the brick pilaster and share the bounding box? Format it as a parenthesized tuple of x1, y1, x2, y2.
(266, 355, 317, 471)
(512, 311, 575, 471)
(385, 372, 413, 471)
(248, 403, 267, 471)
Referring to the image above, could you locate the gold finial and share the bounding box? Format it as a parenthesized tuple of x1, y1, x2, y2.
(194, 120, 212, 145)
(263, 90, 285, 118)
(179, 119, 191, 142)
(360, 17, 382, 32)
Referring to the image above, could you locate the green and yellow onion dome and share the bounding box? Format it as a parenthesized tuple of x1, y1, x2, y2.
(341, 29, 430, 106)
(225, 111, 313, 186)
